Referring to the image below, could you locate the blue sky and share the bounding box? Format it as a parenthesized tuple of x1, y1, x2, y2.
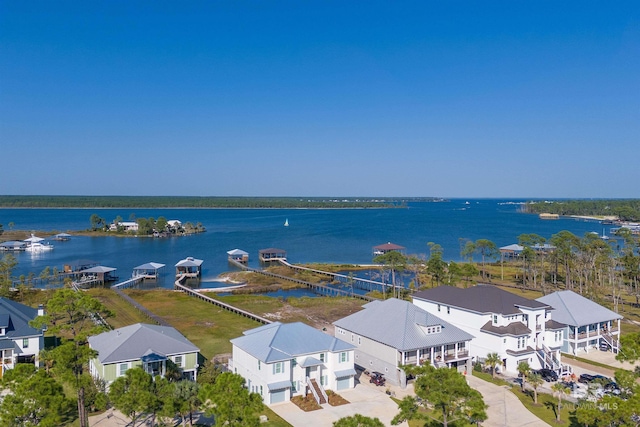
(1, 1, 638, 198)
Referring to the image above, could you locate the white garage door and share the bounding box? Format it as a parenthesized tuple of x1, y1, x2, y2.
(336, 378, 350, 390)
(270, 390, 286, 404)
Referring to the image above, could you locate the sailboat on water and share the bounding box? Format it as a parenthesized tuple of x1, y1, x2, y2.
(284, 219, 289, 227)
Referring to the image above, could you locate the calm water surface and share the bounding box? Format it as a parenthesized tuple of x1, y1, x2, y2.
(0, 200, 615, 289)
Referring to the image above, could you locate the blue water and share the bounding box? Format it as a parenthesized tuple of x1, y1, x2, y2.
(0, 200, 616, 289)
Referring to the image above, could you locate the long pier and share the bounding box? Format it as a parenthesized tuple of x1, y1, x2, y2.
(174, 274, 273, 324)
(228, 259, 376, 301)
(110, 277, 170, 326)
(276, 259, 396, 294)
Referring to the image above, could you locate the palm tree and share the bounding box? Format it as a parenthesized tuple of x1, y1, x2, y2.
(517, 362, 531, 392)
(484, 353, 501, 379)
(551, 382, 570, 422)
(528, 373, 544, 404)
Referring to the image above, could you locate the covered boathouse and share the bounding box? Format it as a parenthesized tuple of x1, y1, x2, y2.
(258, 248, 286, 262)
(175, 257, 203, 278)
(133, 262, 166, 280)
(227, 249, 249, 264)
(373, 242, 406, 256)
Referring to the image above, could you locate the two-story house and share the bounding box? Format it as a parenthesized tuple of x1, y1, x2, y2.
(88, 323, 200, 386)
(412, 285, 566, 375)
(230, 322, 356, 405)
(333, 298, 474, 388)
(0, 298, 45, 377)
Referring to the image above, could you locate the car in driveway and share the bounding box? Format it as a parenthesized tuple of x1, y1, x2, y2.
(578, 373, 595, 384)
(534, 369, 558, 382)
(369, 371, 386, 386)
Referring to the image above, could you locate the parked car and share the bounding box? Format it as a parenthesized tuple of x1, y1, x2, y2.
(370, 371, 386, 386)
(604, 382, 621, 395)
(578, 374, 595, 384)
(561, 381, 577, 391)
(535, 369, 558, 382)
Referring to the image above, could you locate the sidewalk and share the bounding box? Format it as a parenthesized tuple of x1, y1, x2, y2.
(467, 375, 550, 427)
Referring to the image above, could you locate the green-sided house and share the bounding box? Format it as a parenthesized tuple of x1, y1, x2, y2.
(88, 323, 200, 386)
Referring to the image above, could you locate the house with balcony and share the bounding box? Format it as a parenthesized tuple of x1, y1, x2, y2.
(0, 298, 45, 378)
(230, 322, 356, 405)
(333, 298, 474, 388)
(412, 285, 567, 376)
(537, 290, 622, 355)
(88, 323, 200, 386)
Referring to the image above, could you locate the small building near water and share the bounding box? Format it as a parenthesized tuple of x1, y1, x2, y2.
(80, 266, 118, 284)
(0, 241, 27, 252)
(373, 242, 405, 256)
(175, 257, 203, 278)
(227, 249, 249, 264)
(132, 262, 165, 280)
(259, 248, 286, 262)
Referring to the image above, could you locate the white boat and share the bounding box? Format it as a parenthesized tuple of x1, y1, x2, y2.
(284, 218, 289, 227)
(25, 242, 54, 252)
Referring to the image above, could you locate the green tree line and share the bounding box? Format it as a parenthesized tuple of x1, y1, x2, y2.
(523, 199, 640, 221)
(0, 195, 407, 209)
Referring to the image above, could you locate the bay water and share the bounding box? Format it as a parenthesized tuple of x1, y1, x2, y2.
(0, 200, 615, 290)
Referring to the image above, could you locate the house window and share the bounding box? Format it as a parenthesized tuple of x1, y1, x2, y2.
(292, 359, 297, 367)
(447, 306, 450, 314)
(493, 315, 498, 324)
(258, 360, 261, 370)
(427, 327, 431, 334)
(340, 352, 349, 363)
(173, 355, 183, 368)
(320, 375, 328, 386)
(260, 385, 263, 396)
(119, 363, 128, 376)
(358, 336, 361, 345)
(351, 334, 354, 342)
(320, 353, 326, 363)
(273, 362, 284, 374)
(292, 381, 298, 392)
(437, 304, 441, 312)
(22, 338, 29, 349)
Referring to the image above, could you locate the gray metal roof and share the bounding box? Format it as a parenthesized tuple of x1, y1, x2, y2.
(83, 266, 117, 274)
(88, 323, 200, 364)
(175, 257, 203, 267)
(231, 322, 355, 363)
(133, 262, 165, 270)
(267, 380, 292, 391)
(480, 321, 531, 337)
(333, 298, 474, 351)
(334, 368, 357, 378)
(537, 290, 622, 327)
(0, 298, 43, 340)
(413, 284, 549, 315)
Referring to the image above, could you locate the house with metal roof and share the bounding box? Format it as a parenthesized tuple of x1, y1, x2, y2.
(230, 322, 356, 405)
(412, 285, 568, 376)
(372, 242, 406, 256)
(537, 290, 622, 355)
(175, 256, 203, 278)
(0, 298, 45, 377)
(88, 323, 200, 386)
(333, 298, 474, 388)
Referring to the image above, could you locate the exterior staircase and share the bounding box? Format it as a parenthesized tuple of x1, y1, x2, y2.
(537, 345, 560, 371)
(601, 333, 620, 354)
(307, 377, 327, 405)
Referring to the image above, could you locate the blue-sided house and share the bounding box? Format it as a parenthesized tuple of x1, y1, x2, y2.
(0, 298, 45, 377)
(230, 322, 356, 405)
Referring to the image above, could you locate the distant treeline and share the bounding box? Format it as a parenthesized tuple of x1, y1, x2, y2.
(522, 199, 640, 221)
(0, 195, 425, 209)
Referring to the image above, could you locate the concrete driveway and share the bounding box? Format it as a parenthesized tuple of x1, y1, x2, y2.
(269, 381, 409, 427)
(467, 375, 550, 427)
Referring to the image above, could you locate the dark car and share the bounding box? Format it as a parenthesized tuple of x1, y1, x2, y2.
(561, 381, 577, 391)
(370, 372, 386, 386)
(604, 382, 621, 395)
(578, 374, 595, 384)
(535, 369, 558, 382)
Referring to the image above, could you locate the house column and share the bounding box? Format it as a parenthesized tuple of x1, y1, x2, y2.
(441, 345, 445, 361)
(455, 342, 459, 359)
(402, 351, 406, 365)
(574, 327, 578, 355)
(430, 347, 434, 364)
(586, 325, 590, 353)
(162, 361, 166, 377)
(416, 349, 420, 366)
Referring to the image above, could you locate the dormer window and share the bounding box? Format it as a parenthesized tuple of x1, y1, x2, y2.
(493, 315, 498, 324)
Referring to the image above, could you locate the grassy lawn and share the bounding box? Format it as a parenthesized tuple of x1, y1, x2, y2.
(121, 289, 264, 360)
(88, 288, 151, 329)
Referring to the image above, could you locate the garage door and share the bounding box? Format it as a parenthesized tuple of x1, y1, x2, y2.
(270, 390, 286, 404)
(336, 378, 350, 390)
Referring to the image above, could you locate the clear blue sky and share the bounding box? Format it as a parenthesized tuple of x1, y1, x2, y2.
(1, 1, 638, 198)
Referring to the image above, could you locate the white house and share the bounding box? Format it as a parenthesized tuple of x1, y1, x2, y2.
(109, 221, 138, 232)
(537, 290, 622, 355)
(412, 285, 567, 375)
(0, 298, 45, 378)
(333, 298, 474, 388)
(230, 322, 356, 405)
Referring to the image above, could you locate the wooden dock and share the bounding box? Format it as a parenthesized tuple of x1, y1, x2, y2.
(174, 274, 273, 324)
(227, 259, 376, 301)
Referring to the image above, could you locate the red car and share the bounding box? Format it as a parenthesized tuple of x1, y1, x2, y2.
(369, 372, 386, 386)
